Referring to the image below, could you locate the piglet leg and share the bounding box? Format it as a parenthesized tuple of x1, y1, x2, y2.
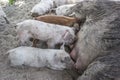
(60, 42, 65, 50)
(32, 39, 39, 47)
(47, 40, 55, 49)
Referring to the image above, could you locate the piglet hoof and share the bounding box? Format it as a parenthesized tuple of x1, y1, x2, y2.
(60, 43, 65, 50)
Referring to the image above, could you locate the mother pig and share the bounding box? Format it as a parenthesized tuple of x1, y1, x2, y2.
(67, 0, 120, 73)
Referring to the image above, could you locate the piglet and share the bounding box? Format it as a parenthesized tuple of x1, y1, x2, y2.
(7, 46, 74, 70)
(35, 15, 81, 27)
(30, 0, 54, 17)
(55, 4, 75, 16)
(15, 19, 77, 48)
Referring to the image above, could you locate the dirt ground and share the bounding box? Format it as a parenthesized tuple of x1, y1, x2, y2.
(0, 0, 79, 80)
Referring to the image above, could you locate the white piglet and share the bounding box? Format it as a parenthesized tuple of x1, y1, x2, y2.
(15, 19, 76, 48)
(52, 0, 84, 7)
(30, 0, 54, 17)
(30, 0, 84, 17)
(55, 4, 75, 16)
(7, 46, 74, 70)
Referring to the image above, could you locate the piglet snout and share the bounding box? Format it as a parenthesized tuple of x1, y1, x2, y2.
(68, 36, 77, 45)
(63, 56, 74, 69)
(66, 60, 74, 69)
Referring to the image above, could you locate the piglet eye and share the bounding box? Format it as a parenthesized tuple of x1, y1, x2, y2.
(64, 57, 70, 62)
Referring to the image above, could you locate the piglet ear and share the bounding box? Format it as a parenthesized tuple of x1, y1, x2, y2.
(62, 30, 70, 40)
